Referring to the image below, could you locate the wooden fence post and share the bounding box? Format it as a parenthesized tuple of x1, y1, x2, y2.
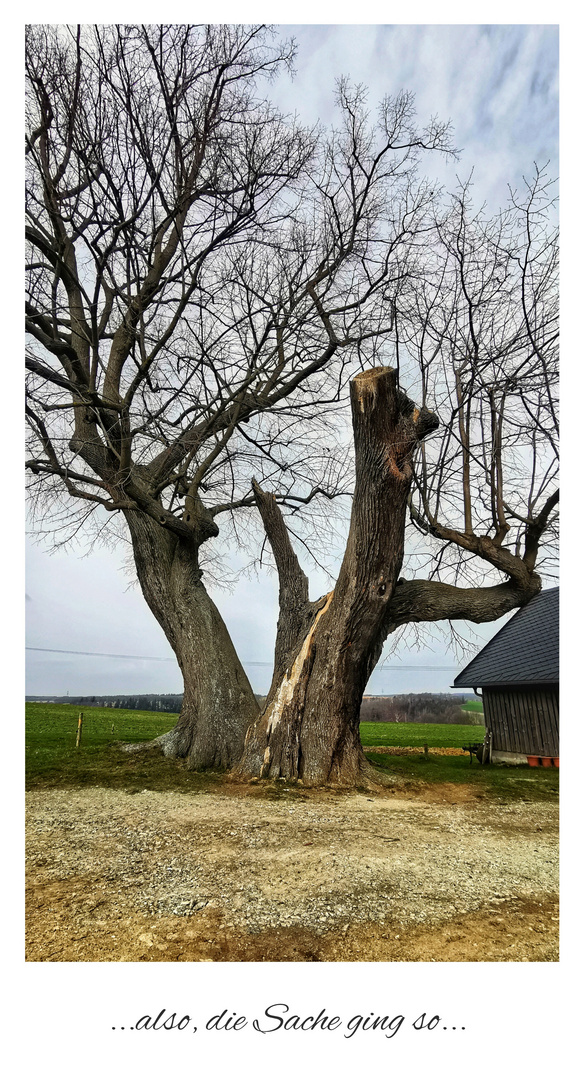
(76, 712, 83, 749)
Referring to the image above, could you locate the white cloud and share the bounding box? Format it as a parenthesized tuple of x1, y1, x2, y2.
(271, 24, 558, 208)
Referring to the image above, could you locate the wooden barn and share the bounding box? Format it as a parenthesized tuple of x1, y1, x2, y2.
(453, 587, 559, 765)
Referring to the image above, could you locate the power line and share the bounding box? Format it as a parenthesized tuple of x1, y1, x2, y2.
(26, 647, 173, 662)
(26, 646, 458, 670)
(379, 664, 457, 671)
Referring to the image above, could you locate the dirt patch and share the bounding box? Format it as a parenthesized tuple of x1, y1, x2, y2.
(26, 785, 558, 962)
(363, 746, 468, 756)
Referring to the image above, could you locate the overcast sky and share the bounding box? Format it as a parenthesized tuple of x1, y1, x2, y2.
(25, 22, 559, 699)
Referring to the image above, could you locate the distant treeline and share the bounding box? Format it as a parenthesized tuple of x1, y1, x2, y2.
(26, 694, 183, 713)
(359, 693, 479, 725)
(27, 691, 480, 724)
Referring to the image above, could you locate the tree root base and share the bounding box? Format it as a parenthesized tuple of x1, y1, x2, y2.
(119, 740, 161, 755)
(119, 739, 400, 792)
(228, 759, 401, 792)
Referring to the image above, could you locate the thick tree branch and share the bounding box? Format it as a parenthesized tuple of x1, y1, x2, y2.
(523, 488, 559, 571)
(26, 355, 80, 394)
(407, 493, 546, 592)
(252, 478, 311, 683)
(385, 574, 541, 631)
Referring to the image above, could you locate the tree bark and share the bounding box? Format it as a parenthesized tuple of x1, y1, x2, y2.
(124, 511, 259, 769)
(233, 367, 440, 786)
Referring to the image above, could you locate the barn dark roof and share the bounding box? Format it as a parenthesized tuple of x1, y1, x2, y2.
(452, 587, 559, 688)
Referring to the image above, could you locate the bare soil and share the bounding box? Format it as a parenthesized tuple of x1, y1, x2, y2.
(364, 745, 468, 756)
(26, 783, 558, 962)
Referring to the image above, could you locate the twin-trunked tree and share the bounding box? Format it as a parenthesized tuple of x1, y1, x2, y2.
(26, 25, 558, 786)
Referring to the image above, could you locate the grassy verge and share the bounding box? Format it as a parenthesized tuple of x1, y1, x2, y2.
(25, 702, 216, 794)
(26, 703, 558, 802)
(360, 721, 485, 747)
(461, 699, 485, 719)
(361, 719, 558, 801)
(364, 751, 558, 802)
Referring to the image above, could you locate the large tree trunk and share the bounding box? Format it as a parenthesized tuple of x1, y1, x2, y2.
(233, 367, 440, 786)
(125, 511, 259, 769)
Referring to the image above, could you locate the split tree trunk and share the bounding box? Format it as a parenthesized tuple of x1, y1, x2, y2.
(233, 367, 439, 786)
(125, 510, 259, 769)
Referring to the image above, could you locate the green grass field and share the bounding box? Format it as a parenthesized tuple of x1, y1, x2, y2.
(362, 750, 559, 800)
(461, 699, 485, 714)
(359, 717, 558, 800)
(25, 701, 558, 802)
(359, 721, 485, 747)
(25, 702, 200, 793)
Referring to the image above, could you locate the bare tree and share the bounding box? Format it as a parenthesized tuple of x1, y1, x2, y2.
(234, 173, 558, 786)
(26, 24, 451, 769)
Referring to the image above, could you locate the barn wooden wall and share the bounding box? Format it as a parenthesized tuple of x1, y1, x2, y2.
(483, 685, 559, 757)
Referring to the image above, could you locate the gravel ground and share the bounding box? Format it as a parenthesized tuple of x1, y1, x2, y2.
(26, 784, 558, 962)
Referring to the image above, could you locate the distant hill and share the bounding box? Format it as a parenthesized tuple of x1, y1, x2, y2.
(25, 694, 183, 713)
(359, 693, 480, 725)
(26, 691, 479, 723)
